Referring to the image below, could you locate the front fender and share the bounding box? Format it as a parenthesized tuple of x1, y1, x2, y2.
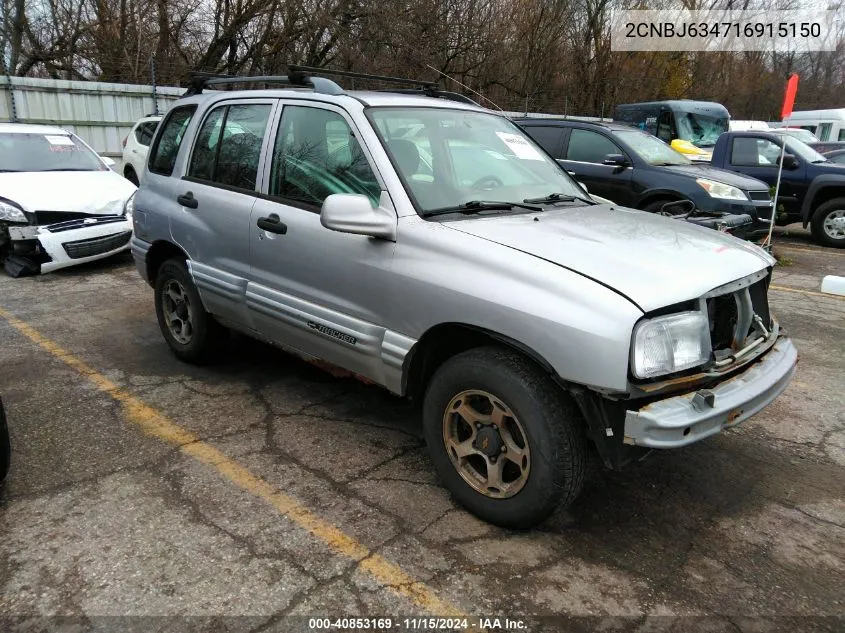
(800, 175, 845, 226)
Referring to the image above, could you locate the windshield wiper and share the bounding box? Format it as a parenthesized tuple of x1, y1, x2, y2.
(421, 200, 542, 218)
(524, 192, 595, 205)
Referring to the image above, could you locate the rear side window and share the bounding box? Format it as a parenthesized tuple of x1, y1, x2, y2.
(188, 103, 271, 191)
(134, 121, 158, 146)
(565, 129, 621, 163)
(269, 106, 380, 207)
(522, 126, 564, 158)
(149, 106, 196, 176)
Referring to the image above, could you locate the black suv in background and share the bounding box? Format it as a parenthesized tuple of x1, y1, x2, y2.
(516, 119, 774, 238)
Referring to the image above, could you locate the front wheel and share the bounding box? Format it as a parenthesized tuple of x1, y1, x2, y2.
(154, 258, 228, 363)
(810, 198, 845, 248)
(423, 347, 587, 528)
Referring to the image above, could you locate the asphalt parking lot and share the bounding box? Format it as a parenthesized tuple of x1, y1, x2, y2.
(1, 226, 843, 632)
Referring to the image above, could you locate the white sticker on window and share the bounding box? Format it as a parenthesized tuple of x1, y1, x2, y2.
(45, 135, 75, 146)
(495, 132, 544, 160)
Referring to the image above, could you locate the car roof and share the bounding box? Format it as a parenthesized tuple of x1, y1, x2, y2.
(0, 122, 70, 135)
(515, 118, 633, 132)
(177, 87, 492, 114)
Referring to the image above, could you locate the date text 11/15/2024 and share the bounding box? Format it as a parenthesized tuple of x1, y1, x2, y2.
(307, 617, 528, 630)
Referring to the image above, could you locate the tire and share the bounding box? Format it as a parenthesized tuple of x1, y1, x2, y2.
(0, 396, 10, 485)
(423, 346, 587, 528)
(810, 198, 845, 248)
(154, 258, 228, 363)
(124, 167, 139, 186)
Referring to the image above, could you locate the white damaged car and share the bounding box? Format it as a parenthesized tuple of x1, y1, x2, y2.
(0, 123, 136, 276)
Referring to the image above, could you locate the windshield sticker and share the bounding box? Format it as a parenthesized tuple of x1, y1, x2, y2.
(45, 135, 75, 146)
(495, 132, 544, 160)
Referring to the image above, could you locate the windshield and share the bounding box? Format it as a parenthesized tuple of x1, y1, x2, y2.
(0, 132, 105, 172)
(783, 138, 828, 163)
(780, 128, 819, 143)
(367, 108, 587, 214)
(614, 130, 691, 166)
(676, 112, 728, 147)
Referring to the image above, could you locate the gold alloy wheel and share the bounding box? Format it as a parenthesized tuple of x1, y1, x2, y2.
(442, 389, 531, 499)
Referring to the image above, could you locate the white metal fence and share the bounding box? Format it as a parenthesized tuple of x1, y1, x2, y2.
(0, 77, 184, 170)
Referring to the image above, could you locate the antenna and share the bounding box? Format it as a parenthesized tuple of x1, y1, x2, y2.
(424, 64, 503, 111)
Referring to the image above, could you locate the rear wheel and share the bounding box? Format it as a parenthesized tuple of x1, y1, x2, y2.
(810, 198, 845, 248)
(154, 259, 228, 363)
(423, 347, 587, 528)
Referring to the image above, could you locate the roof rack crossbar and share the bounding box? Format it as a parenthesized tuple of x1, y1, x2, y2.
(288, 65, 438, 90)
(182, 72, 344, 97)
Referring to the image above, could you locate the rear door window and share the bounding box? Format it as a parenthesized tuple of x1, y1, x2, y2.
(187, 103, 272, 191)
(149, 106, 196, 176)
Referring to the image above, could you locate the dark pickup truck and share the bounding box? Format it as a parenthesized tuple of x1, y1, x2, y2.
(710, 131, 845, 248)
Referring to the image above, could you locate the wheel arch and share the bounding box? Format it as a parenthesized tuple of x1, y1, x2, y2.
(637, 190, 685, 210)
(403, 322, 557, 400)
(800, 177, 845, 226)
(144, 240, 189, 286)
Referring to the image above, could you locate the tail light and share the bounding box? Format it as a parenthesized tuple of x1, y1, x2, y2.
(122, 136, 127, 148)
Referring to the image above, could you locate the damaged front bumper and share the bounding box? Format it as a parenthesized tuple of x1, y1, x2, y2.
(623, 335, 797, 448)
(7, 216, 132, 274)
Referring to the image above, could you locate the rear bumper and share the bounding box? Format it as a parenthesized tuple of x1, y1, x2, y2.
(9, 216, 132, 273)
(623, 336, 797, 448)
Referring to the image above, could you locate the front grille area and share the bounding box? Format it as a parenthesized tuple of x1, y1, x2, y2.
(35, 211, 95, 225)
(46, 216, 127, 233)
(706, 273, 772, 355)
(62, 231, 132, 259)
(747, 190, 772, 201)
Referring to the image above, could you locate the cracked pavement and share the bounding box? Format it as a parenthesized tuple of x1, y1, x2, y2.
(0, 227, 844, 632)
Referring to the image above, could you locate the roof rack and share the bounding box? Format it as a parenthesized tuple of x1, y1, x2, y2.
(379, 88, 479, 106)
(182, 71, 344, 97)
(182, 67, 479, 106)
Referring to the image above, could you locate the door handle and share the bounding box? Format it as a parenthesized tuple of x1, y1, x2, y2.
(257, 213, 287, 235)
(177, 191, 198, 209)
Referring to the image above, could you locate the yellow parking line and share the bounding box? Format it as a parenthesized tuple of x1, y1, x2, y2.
(0, 307, 469, 620)
(770, 284, 845, 301)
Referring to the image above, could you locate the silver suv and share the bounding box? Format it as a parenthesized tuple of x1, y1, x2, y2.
(131, 70, 797, 528)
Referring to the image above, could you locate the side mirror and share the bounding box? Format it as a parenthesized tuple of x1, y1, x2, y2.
(101, 156, 116, 168)
(320, 193, 396, 241)
(603, 153, 628, 166)
(780, 154, 799, 170)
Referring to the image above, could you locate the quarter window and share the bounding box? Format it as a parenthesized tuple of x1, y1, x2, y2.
(523, 126, 564, 157)
(134, 121, 158, 146)
(269, 106, 380, 207)
(149, 106, 196, 176)
(565, 129, 622, 164)
(188, 103, 271, 190)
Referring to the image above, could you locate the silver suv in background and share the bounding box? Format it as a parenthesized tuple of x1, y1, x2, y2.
(131, 69, 797, 528)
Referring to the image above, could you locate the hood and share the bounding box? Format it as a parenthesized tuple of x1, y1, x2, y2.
(0, 171, 136, 216)
(660, 164, 769, 191)
(445, 204, 774, 313)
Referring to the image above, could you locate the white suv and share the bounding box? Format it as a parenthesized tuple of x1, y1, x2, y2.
(122, 115, 162, 185)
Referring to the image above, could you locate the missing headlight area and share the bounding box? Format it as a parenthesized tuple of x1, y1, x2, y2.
(706, 270, 774, 368)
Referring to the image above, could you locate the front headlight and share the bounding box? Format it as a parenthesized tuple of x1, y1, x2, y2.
(123, 192, 135, 223)
(696, 178, 748, 201)
(632, 311, 711, 379)
(0, 200, 27, 223)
